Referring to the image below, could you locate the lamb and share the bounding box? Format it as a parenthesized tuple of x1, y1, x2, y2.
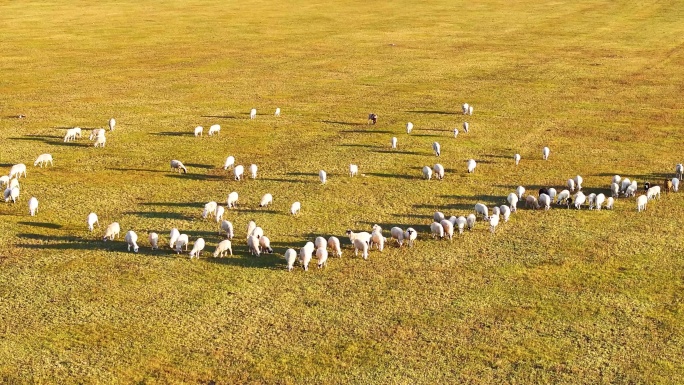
(390, 227, 404, 246)
(573, 192, 586, 209)
(125, 230, 139, 252)
(34, 154, 53, 167)
(208, 124, 220, 136)
(250, 108, 257, 119)
(538, 194, 551, 210)
(391, 137, 397, 149)
(194, 126, 203, 137)
(316, 248, 329, 268)
(620, 178, 632, 195)
(605, 197, 615, 210)
(636, 195, 648, 212)
(463, 122, 469, 133)
(353, 238, 369, 260)
(149, 233, 159, 250)
(89, 128, 105, 140)
(175, 234, 189, 253)
(468, 105, 473, 115)
(87, 212, 99, 231)
(328, 236, 342, 257)
(611, 183, 620, 198)
(169, 228, 180, 248)
(260, 193, 273, 207)
(250, 164, 258, 179)
(587, 193, 597, 210)
(275, 108, 281, 117)
(624, 184, 637, 198)
(440, 219, 454, 240)
(234, 165, 244, 180)
(567, 179, 576, 192)
(487, 214, 500, 233)
(474, 203, 489, 219)
(595, 193, 606, 210)
(367, 113, 377, 124)
(349, 164, 358, 177)
(676, 164, 683, 179)
(466, 214, 476, 231)
(64, 127, 81, 142)
(3, 187, 19, 203)
(28, 197, 38, 216)
(467, 159, 476, 173)
(346, 229, 371, 245)
(315, 236, 327, 250)
(647, 186, 661, 200)
(251, 226, 264, 239)
(259, 236, 273, 253)
(514, 154, 521, 166)
(525, 195, 540, 210)
(542, 146, 550, 160)
(500, 205, 511, 222)
(432, 142, 441, 157)
(455, 216, 467, 233)
(246, 221, 256, 239)
(507, 193, 519, 212)
(462, 103, 469, 114)
(94, 134, 106, 148)
(203, 201, 218, 218)
(300, 242, 315, 270)
(108, 118, 116, 131)
(220, 220, 234, 239)
(170, 160, 187, 173)
(672, 178, 680, 192)
(226, 192, 239, 208)
(215, 205, 225, 222)
(319, 170, 327, 184)
(406, 122, 413, 134)
(247, 235, 261, 256)
(213, 240, 233, 258)
(223, 156, 235, 170)
(290, 201, 301, 215)
(573, 175, 583, 191)
(434, 211, 445, 223)
(371, 229, 385, 251)
(103, 222, 120, 241)
(9, 164, 27, 179)
(453, 128, 459, 138)
(516, 186, 525, 199)
(0, 176, 8, 187)
(285, 248, 297, 271)
(404, 228, 417, 247)
(422, 166, 433, 180)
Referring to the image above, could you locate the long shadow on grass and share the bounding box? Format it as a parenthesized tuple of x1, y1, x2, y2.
(9, 135, 90, 147)
(204, 245, 283, 270)
(366, 172, 415, 180)
(411, 134, 442, 138)
(16, 233, 108, 251)
(372, 149, 424, 155)
(340, 130, 393, 134)
(593, 172, 673, 180)
(201, 115, 237, 119)
(259, 177, 298, 183)
(17, 221, 62, 229)
(107, 168, 166, 173)
(338, 143, 377, 148)
(125, 211, 193, 220)
(406, 110, 458, 115)
(185, 163, 214, 169)
(287, 172, 318, 177)
(141, 202, 204, 208)
(167, 173, 224, 181)
(321, 120, 364, 126)
(153, 132, 189, 137)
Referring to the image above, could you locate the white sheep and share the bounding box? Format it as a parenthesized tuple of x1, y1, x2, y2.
(567, 178, 576, 192)
(371, 230, 385, 251)
(542, 146, 550, 160)
(149, 232, 159, 250)
(492, 206, 500, 217)
(108, 118, 116, 131)
(406, 122, 413, 134)
(514, 153, 521, 166)
(605, 197, 615, 210)
(507, 193, 519, 212)
(353, 238, 369, 260)
(488, 214, 500, 233)
(175, 234, 189, 253)
(103, 222, 120, 241)
(625, 184, 637, 198)
(647, 186, 661, 200)
(430, 222, 444, 239)
(346, 229, 371, 245)
(170, 160, 187, 173)
(455, 216, 467, 234)
(247, 234, 261, 256)
(9, 178, 19, 190)
(349, 164, 358, 177)
(434, 211, 445, 223)
(676, 164, 683, 179)
(547, 188, 557, 202)
(453, 128, 459, 138)
(391, 137, 397, 149)
(300, 242, 314, 270)
(28, 197, 38, 216)
(260, 193, 273, 207)
(448, 216, 457, 226)
(223, 156, 235, 170)
(89, 128, 105, 140)
(574, 175, 583, 191)
(169, 228, 180, 248)
(463, 122, 469, 133)
(64, 127, 81, 142)
(226, 192, 239, 208)
(234, 165, 244, 180)
(516, 186, 525, 199)
(316, 248, 329, 268)
(595, 193, 606, 210)
(573, 192, 586, 209)
(4, 187, 19, 203)
(672, 177, 680, 192)
(440, 219, 454, 240)
(610, 183, 620, 198)
(468, 105, 473, 115)
(390, 227, 404, 247)
(466, 214, 476, 231)
(251, 226, 264, 239)
(9, 164, 27, 179)
(538, 194, 551, 210)
(620, 178, 632, 195)
(555, 190, 570, 206)
(422, 166, 433, 180)
(462, 103, 469, 114)
(587, 193, 597, 210)
(315, 236, 327, 250)
(275, 108, 281, 117)
(87, 212, 99, 231)
(319, 170, 327, 184)
(215, 205, 225, 222)
(432, 142, 441, 157)
(208, 124, 220, 136)
(249, 164, 258, 179)
(636, 195, 648, 212)
(467, 159, 476, 173)
(404, 227, 417, 247)
(220, 220, 234, 239)
(285, 248, 297, 271)
(194, 126, 203, 137)
(246, 221, 256, 239)
(0, 175, 8, 187)
(214, 240, 233, 258)
(328, 236, 342, 257)
(612, 175, 621, 185)
(125, 230, 139, 252)
(260, 236, 273, 253)
(290, 201, 301, 215)
(203, 201, 218, 218)
(500, 205, 511, 222)
(34, 154, 53, 167)
(474, 203, 489, 219)
(525, 195, 540, 210)
(94, 134, 106, 148)
(250, 108, 257, 119)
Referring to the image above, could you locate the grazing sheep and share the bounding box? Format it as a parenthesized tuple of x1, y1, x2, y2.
(189, 237, 205, 258)
(390, 227, 404, 247)
(672, 178, 680, 192)
(525, 195, 540, 210)
(542, 146, 550, 160)
(353, 238, 369, 260)
(275, 108, 281, 117)
(234, 165, 244, 180)
(466, 214, 476, 231)
(595, 193, 606, 210)
(587, 193, 597, 210)
(103, 222, 120, 241)
(432, 142, 441, 157)
(422, 166, 433, 180)
(676, 164, 683, 179)
(605, 197, 615, 210)
(247, 235, 261, 256)
(453, 128, 459, 138)
(611, 182, 620, 198)
(574, 175, 583, 191)
(4, 187, 19, 203)
(94, 134, 106, 148)
(647, 186, 661, 200)
(391, 137, 397, 149)
(538, 188, 549, 197)
(285, 248, 297, 271)
(573, 192, 586, 209)
(463, 122, 469, 133)
(290, 201, 301, 215)
(540, 194, 552, 210)
(214, 240, 233, 258)
(250, 164, 258, 179)
(665, 179, 673, 193)
(315, 170, 326, 185)
(433, 211, 445, 223)
(612, 175, 621, 185)
(9, 178, 19, 190)
(468, 105, 473, 115)
(300, 242, 315, 270)
(406, 122, 413, 134)
(260, 193, 273, 207)
(644, 181, 651, 193)
(194, 126, 203, 137)
(367, 113, 377, 125)
(487, 214, 500, 233)
(259, 236, 273, 253)
(203, 201, 218, 218)
(208, 124, 220, 136)
(87, 212, 99, 231)
(567, 179, 576, 192)
(215, 205, 225, 222)
(220, 220, 234, 239)
(462, 103, 469, 114)
(620, 178, 632, 194)
(9, 164, 27, 179)
(169, 228, 180, 248)
(34, 154, 53, 167)
(625, 184, 637, 198)
(440, 219, 454, 240)
(328, 236, 342, 257)
(315, 236, 327, 250)
(170, 160, 187, 174)
(349, 164, 358, 177)
(28, 197, 38, 216)
(455, 216, 467, 233)
(316, 248, 329, 268)
(125, 230, 139, 252)
(0, 176, 8, 187)
(246, 221, 256, 239)
(149, 233, 159, 250)
(64, 127, 82, 142)
(516, 186, 525, 199)
(467, 159, 476, 173)
(404, 227, 417, 247)
(448, 216, 457, 226)
(371, 229, 385, 251)
(507, 193, 519, 213)
(474, 203, 489, 219)
(251, 226, 264, 239)
(346, 229, 371, 245)
(636, 195, 648, 212)
(514, 154, 521, 166)
(250, 109, 257, 119)
(109, 118, 116, 131)
(547, 188, 557, 201)
(89, 128, 105, 140)
(226, 192, 239, 208)
(175, 234, 189, 253)
(500, 205, 511, 222)
(223, 156, 235, 170)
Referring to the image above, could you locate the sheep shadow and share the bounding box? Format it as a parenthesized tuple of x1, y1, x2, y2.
(17, 221, 62, 229)
(153, 132, 189, 137)
(0, 163, 14, 167)
(371, 150, 423, 156)
(184, 163, 214, 169)
(166, 173, 224, 181)
(10, 135, 90, 147)
(406, 110, 458, 115)
(141, 202, 204, 208)
(201, 115, 237, 119)
(16, 233, 110, 251)
(287, 172, 319, 177)
(340, 130, 393, 134)
(259, 177, 299, 183)
(366, 172, 415, 180)
(107, 168, 166, 173)
(321, 120, 364, 126)
(125, 211, 193, 220)
(337, 143, 377, 149)
(439, 194, 504, 206)
(411, 134, 442, 138)
(203, 247, 283, 270)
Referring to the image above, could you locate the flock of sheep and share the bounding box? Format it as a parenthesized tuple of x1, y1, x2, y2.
(5, 104, 683, 272)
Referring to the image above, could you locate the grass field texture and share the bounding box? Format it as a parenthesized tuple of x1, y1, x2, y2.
(1, 1, 683, 383)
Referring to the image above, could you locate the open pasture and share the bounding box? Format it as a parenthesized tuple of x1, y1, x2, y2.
(1, 0, 684, 383)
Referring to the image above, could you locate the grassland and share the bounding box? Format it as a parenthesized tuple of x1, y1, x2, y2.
(1, 0, 684, 383)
